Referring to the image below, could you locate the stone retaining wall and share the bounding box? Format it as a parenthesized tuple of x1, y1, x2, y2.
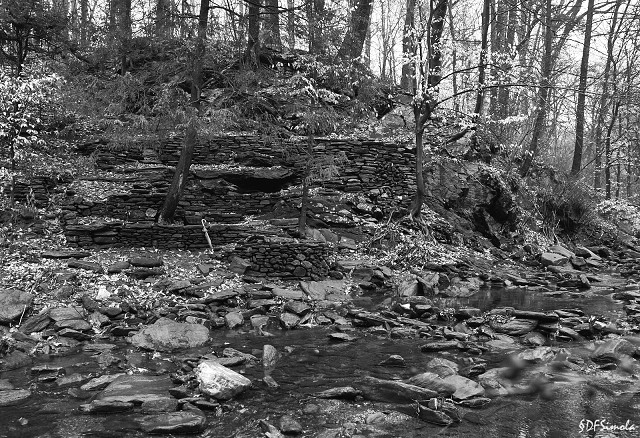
(63, 221, 333, 279)
(64, 222, 278, 250)
(62, 186, 283, 224)
(89, 135, 419, 213)
(237, 236, 331, 279)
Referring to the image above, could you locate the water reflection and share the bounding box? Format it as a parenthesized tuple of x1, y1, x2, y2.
(435, 286, 625, 321)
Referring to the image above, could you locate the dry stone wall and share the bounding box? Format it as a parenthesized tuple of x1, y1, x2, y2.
(64, 222, 275, 249)
(89, 135, 419, 214)
(63, 221, 331, 279)
(236, 236, 331, 280)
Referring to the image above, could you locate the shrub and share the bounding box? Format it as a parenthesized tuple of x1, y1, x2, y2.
(536, 179, 597, 235)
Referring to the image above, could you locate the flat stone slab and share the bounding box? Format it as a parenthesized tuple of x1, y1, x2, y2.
(0, 289, 33, 324)
(42, 250, 92, 259)
(81, 373, 125, 391)
(442, 375, 485, 400)
(126, 268, 164, 279)
(489, 318, 538, 336)
(540, 253, 568, 267)
(131, 317, 209, 352)
(272, 288, 305, 301)
(68, 260, 104, 274)
(140, 412, 207, 434)
(300, 280, 347, 301)
(49, 306, 87, 321)
(315, 386, 362, 400)
(358, 377, 438, 403)
(80, 400, 134, 413)
(97, 375, 174, 403)
(0, 389, 31, 406)
(129, 256, 164, 268)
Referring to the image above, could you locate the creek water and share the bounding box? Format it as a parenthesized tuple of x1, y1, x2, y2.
(2, 285, 640, 438)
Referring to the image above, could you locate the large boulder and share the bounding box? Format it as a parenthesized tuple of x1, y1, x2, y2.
(131, 318, 209, 352)
(196, 360, 252, 400)
(0, 289, 34, 324)
(591, 339, 638, 364)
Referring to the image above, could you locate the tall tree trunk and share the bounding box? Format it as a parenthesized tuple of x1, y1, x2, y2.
(287, 0, 295, 50)
(156, 0, 171, 38)
(447, 1, 458, 113)
(71, 0, 78, 41)
(489, 0, 508, 118)
(308, 0, 325, 54)
(337, 0, 373, 60)
(474, 0, 490, 116)
(400, 0, 415, 91)
(263, 0, 282, 49)
(120, 0, 132, 74)
(519, 0, 552, 177)
(244, 0, 261, 64)
(497, 0, 517, 117)
(594, 0, 622, 190)
(158, 0, 210, 224)
(570, 0, 594, 175)
(108, 0, 117, 33)
(80, 0, 88, 44)
(298, 134, 313, 235)
(605, 102, 620, 199)
(411, 0, 448, 219)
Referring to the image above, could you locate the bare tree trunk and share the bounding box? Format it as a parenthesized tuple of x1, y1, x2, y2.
(519, 0, 552, 177)
(245, 0, 261, 64)
(287, 0, 295, 50)
(298, 134, 313, 235)
(474, 0, 490, 116)
(108, 0, 116, 33)
(400, 0, 415, 92)
(159, 0, 210, 223)
(411, 0, 448, 219)
(447, 1, 458, 113)
(308, 0, 325, 54)
(263, 0, 282, 49)
(594, 0, 622, 190)
(605, 101, 620, 199)
(120, 0, 132, 74)
(337, 0, 373, 60)
(570, 0, 594, 175)
(80, 0, 88, 44)
(497, 0, 516, 117)
(156, 0, 171, 38)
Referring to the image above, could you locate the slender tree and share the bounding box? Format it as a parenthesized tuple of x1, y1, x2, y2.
(594, 0, 622, 189)
(474, 0, 490, 116)
(571, 0, 595, 175)
(411, 0, 448, 219)
(519, 0, 553, 177)
(400, 0, 416, 91)
(158, 0, 210, 223)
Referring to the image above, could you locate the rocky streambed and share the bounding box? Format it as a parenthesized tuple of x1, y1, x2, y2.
(2, 244, 640, 437)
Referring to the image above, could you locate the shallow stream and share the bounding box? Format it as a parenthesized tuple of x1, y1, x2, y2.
(2, 285, 640, 438)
